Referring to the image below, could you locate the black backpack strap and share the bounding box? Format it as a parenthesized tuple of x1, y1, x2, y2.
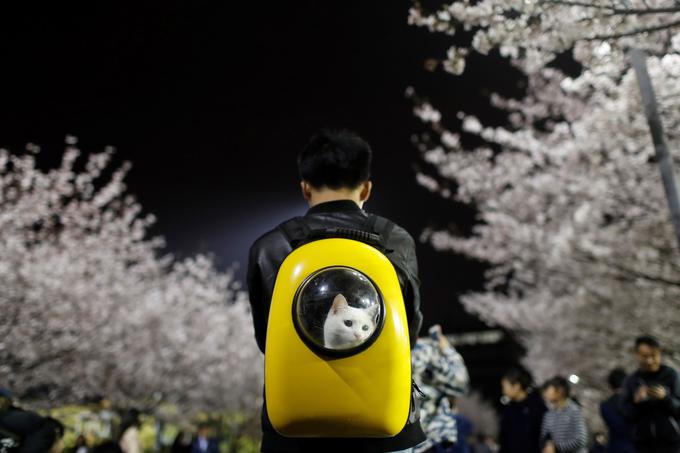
(367, 214, 395, 249)
(279, 215, 395, 253)
(278, 217, 311, 249)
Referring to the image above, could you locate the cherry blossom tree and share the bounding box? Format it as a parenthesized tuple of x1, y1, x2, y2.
(408, 1, 680, 414)
(0, 139, 262, 415)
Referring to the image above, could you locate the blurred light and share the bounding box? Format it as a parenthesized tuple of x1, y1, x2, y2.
(569, 374, 580, 384)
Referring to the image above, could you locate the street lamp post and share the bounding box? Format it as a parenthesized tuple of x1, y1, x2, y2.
(629, 48, 680, 249)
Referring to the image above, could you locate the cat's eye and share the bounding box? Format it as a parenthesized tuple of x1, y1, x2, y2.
(362, 325, 369, 331)
(344, 320, 353, 327)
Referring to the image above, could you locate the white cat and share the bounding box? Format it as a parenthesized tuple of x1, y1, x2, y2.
(323, 293, 379, 350)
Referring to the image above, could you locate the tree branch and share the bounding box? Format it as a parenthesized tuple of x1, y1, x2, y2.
(543, 0, 680, 15)
(586, 19, 680, 40)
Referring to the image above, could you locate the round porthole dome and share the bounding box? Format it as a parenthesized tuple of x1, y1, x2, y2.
(293, 266, 385, 356)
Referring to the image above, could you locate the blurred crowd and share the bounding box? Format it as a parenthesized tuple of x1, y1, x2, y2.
(2, 332, 678, 453)
(0, 397, 221, 453)
(413, 330, 680, 453)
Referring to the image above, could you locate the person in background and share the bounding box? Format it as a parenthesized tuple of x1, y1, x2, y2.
(412, 326, 472, 453)
(414, 396, 473, 453)
(620, 335, 680, 453)
(600, 368, 634, 453)
(97, 399, 114, 440)
(540, 376, 587, 453)
(0, 387, 65, 452)
(190, 423, 219, 453)
(171, 430, 193, 453)
(73, 434, 89, 453)
(117, 409, 141, 453)
(499, 367, 547, 453)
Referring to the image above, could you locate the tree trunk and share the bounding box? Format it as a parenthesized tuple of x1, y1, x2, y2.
(629, 48, 680, 249)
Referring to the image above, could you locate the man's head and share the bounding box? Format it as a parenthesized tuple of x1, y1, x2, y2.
(542, 376, 570, 405)
(635, 335, 662, 372)
(298, 129, 373, 207)
(501, 367, 532, 402)
(197, 423, 211, 439)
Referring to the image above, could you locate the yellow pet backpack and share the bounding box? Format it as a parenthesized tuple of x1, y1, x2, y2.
(264, 218, 412, 438)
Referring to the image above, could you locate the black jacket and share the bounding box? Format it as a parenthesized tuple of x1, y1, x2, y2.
(498, 390, 547, 453)
(620, 364, 680, 447)
(247, 199, 425, 452)
(600, 393, 634, 453)
(0, 406, 58, 453)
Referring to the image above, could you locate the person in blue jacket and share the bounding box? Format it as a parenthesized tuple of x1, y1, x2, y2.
(190, 424, 219, 453)
(600, 368, 634, 453)
(498, 368, 547, 453)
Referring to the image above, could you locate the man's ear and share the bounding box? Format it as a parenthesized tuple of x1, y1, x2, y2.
(300, 181, 312, 202)
(359, 180, 372, 202)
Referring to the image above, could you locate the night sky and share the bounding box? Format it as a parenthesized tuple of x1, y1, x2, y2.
(0, 1, 524, 399)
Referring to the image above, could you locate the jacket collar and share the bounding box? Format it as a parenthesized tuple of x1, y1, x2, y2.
(306, 199, 362, 215)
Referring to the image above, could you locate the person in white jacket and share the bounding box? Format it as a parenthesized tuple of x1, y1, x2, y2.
(118, 409, 142, 453)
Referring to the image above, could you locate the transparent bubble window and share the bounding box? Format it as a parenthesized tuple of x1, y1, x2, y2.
(293, 266, 385, 356)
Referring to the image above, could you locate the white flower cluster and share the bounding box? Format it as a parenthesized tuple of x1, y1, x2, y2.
(0, 142, 262, 415)
(409, 0, 680, 421)
(409, 0, 680, 74)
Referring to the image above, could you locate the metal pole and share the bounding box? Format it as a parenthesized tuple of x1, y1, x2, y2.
(629, 48, 680, 249)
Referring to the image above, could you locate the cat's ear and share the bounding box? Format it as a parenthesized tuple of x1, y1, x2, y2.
(331, 293, 348, 314)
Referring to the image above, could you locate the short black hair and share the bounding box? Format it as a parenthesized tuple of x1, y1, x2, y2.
(635, 335, 660, 350)
(502, 367, 533, 391)
(543, 376, 571, 398)
(607, 367, 627, 390)
(298, 129, 372, 189)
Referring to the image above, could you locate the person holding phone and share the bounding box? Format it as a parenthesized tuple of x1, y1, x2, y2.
(620, 335, 680, 453)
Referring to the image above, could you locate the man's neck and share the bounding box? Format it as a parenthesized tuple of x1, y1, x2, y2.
(308, 193, 362, 208)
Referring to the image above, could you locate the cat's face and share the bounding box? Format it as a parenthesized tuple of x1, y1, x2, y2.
(323, 293, 379, 350)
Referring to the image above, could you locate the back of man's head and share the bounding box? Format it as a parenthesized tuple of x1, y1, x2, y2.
(298, 129, 372, 190)
(607, 367, 627, 391)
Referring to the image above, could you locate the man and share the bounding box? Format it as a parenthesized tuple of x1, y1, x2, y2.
(0, 388, 65, 453)
(247, 129, 425, 452)
(498, 368, 547, 453)
(540, 376, 587, 453)
(600, 368, 634, 453)
(620, 335, 680, 453)
(190, 424, 218, 453)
